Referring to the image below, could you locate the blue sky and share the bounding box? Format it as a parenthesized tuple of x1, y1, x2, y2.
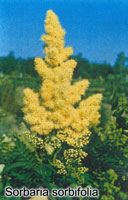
(0, 0, 128, 65)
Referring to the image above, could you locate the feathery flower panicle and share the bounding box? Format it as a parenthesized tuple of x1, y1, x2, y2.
(23, 10, 102, 148)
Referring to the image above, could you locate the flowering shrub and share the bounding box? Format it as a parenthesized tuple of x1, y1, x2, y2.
(23, 10, 102, 180)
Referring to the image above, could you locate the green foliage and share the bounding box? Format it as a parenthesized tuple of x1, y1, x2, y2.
(1, 78, 15, 112)
(94, 169, 120, 200)
(0, 132, 57, 192)
(0, 109, 18, 135)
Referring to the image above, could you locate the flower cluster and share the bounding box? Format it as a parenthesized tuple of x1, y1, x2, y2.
(54, 159, 67, 175)
(64, 148, 88, 165)
(23, 9, 102, 148)
(78, 167, 88, 174)
(23, 130, 44, 149)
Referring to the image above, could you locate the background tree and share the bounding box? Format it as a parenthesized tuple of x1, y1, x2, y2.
(3, 51, 17, 75)
(114, 52, 128, 75)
